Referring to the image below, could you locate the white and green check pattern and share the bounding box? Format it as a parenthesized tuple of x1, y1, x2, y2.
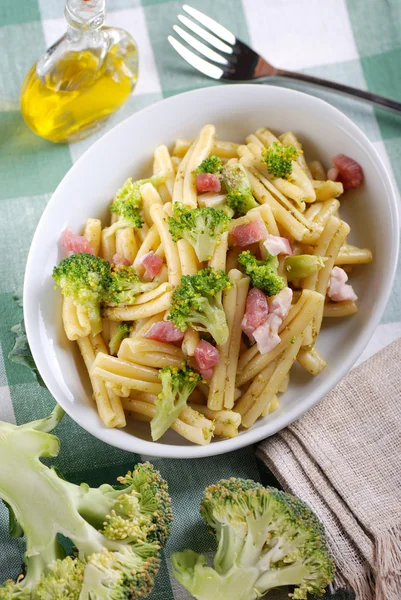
(0, 1, 400, 598)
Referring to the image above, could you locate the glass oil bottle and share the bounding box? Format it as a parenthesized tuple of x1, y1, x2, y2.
(20, 0, 138, 143)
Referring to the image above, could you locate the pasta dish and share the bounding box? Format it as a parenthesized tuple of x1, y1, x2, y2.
(53, 125, 372, 445)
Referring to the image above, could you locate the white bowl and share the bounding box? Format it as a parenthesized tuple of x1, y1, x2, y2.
(24, 84, 399, 459)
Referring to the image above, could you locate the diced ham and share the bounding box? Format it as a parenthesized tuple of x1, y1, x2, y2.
(241, 288, 269, 341)
(196, 173, 221, 193)
(145, 321, 184, 342)
(269, 287, 293, 320)
(62, 227, 94, 255)
(112, 253, 131, 267)
(231, 220, 268, 247)
(253, 314, 282, 354)
(328, 266, 358, 302)
(199, 367, 214, 380)
(194, 340, 220, 372)
(141, 251, 163, 279)
(264, 235, 293, 257)
(331, 154, 364, 190)
(327, 167, 339, 182)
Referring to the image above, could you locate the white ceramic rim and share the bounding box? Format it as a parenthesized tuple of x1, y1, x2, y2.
(24, 84, 399, 459)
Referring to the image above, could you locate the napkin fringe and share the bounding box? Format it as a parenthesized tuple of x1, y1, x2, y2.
(374, 525, 401, 600)
(333, 566, 375, 600)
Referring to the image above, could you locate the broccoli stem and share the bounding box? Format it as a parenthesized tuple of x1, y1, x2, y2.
(255, 562, 310, 592)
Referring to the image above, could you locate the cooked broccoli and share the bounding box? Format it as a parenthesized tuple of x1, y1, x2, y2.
(52, 253, 112, 335)
(0, 406, 172, 599)
(238, 250, 285, 296)
(221, 162, 258, 215)
(109, 321, 132, 355)
(105, 265, 158, 305)
(168, 203, 231, 262)
(262, 142, 299, 180)
(107, 173, 166, 235)
(196, 155, 223, 175)
(284, 255, 326, 281)
(171, 478, 334, 600)
(151, 364, 202, 441)
(167, 267, 231, 345)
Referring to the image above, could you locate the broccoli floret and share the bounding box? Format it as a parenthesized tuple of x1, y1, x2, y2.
(52, 253, 112, 335)
(168, 203, 231, 262)
(105, 265, 158, 305)
(284, 255, 326, 281)
(167, 268, 231, 345)
(109, 322, 132, 355)
(196, 155, 223, 174)
(151, 364, 202, 441)
(262, 142, 300, 179)
(108, 173, 166, 235)
(238, 250, 285, 296)
(0, 406, 172, 600)
(221, 162, 258, 215)
(171, 478, 334, 600)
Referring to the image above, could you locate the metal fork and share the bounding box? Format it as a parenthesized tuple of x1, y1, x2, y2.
(168, 5, 401, 115)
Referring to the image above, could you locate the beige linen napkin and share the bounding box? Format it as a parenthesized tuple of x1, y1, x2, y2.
(257, 338, 401, 600)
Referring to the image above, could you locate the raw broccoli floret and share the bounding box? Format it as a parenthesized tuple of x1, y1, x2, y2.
(221, 162, 258, 215)
(238, 250, 285, 296)
(168, 203, 231, 262)
(105, 265, 158, 305)
(108, 173, 166, 235)
(0, 406, 172, 600)
(151, 364, 202, 441)
(284, 255, 326, 281)
(171, 478, 334, 600)
(262, 142, 299, 179)
(109, 322, 132, 355)
(167, 267, 231, 345)
(196, 155, 223, 174)
(52, 253, 112, 335)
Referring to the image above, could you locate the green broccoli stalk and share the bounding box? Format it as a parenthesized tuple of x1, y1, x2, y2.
(52, 253, 112, 335)
(221, 162, 258, 215)
(196, 155, 223, 174)
(238, 251, 285, 296)
(284, 255, 326, 281)
(262, 142, 300, 180)
(171, 478, 334, 600)
(107, 173, 166, 235)
(167, 267, 231, 345)
(0, 406, 172, 599)
(105, 265, 158, 306)
(168, 203, 231, 262)
(151, 364, 201, 441)
(109, 322, 132, 355)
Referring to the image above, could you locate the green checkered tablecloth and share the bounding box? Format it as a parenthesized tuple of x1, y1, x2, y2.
(1, 1, 400, 598)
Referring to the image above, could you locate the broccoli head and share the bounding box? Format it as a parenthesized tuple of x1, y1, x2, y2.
(0, 406, 172, 600)
(221, 162, 258, 215)
(109, 322, 132, 355)
(238, 250, 285, 296)
(169, 203, 231, 262)
(262, 142, 300, 180)
(151, 363, 202, 441)
(105, 265, 158, 305)
(107, 173, 166, 235)
(196, 155, 223, 175)
(167, 267, 231, 345)
(171, 478, 334, 600)
(52, 253, 112, 335)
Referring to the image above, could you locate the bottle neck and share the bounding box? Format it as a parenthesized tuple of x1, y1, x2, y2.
(64, 0, 106, 33)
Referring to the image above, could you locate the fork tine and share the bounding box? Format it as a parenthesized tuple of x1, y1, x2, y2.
(182, 4, 236, 45)
(177, 14, 233, 54)
(168, 36, 224, 80)
(173, 25, 229, 66)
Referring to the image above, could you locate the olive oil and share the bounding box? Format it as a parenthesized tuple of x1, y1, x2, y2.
(20, 1, 138, 143)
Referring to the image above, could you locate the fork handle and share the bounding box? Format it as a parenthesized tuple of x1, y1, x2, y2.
(275, 68, 401, 115)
